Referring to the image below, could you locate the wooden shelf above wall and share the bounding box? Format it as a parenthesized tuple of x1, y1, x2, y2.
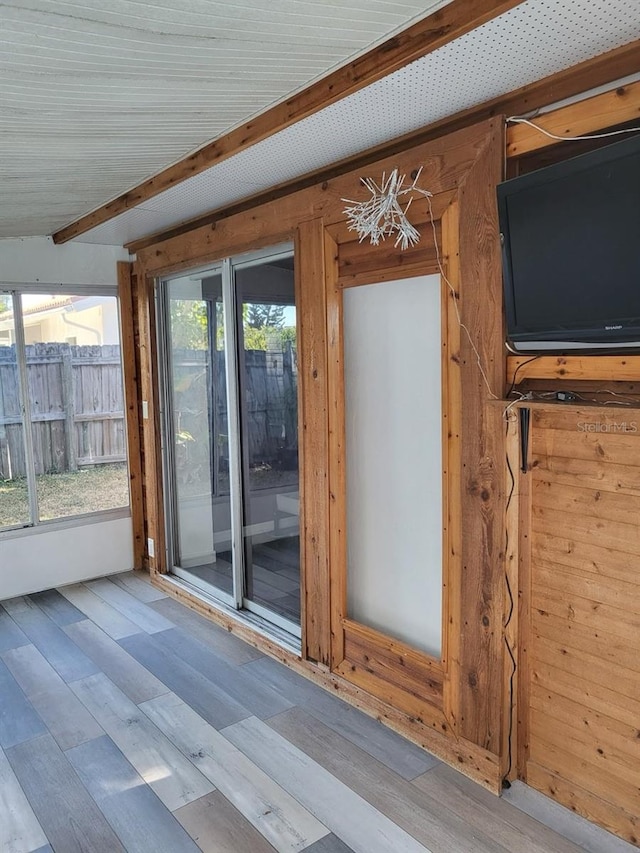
(506, 354, 640, 385)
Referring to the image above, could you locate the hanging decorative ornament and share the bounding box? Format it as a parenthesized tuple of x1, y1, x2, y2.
(342, 166, 432, 251)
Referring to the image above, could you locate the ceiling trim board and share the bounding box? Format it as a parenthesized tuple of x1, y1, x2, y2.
(52, 0, 525, 244)
(123, 38, 640, 253)
(506, 77, 640, 156)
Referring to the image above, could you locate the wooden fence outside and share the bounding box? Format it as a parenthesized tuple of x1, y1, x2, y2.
(0, 341, 298, 481)
(171, 341, 298, 490)
(0, 343, 126, 479)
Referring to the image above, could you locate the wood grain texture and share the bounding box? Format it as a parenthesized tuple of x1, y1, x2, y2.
(296, 218, 331, 665)
(151, 627, 294, 719)
(110, 571, 167, 603)
(1, 597, 99, 683)
(453, 121, 505, 752)
(70, 673, 214, 811)
(506, 79, 640, 157)
(63, 619, 169, 704)
(414, 763, 585, 853)
(337, 219, 440, 287)
(133, 260, 166, 574)
(2, 644, 103, 751)
(174, 790, 277, 853)
(117, 261, 146, 570)
(0, 655, 47, 748)
(507, 355, 640, 385)
(325, 227, 346, 670)
(119, 631, 251, 729)
(341, 620, 444, 712)
(244, 656, 436, 781)
(440, 200, 462, 735)
(149, 596, 263, 665)
(86, 578, 174, 633)
(28, 590, 86, 627)
(522, 408, 640, 847)
(0, 608, 29, 653)
(304, 836, 355, 853)
(57, 583, 143, 640)
(524, 763, 640, 849)
(135, 120, 500, 276)
(268, 706, 511, 853)
(0, 744, 48, 853)
(140, 691, 328, 852)
(67, 734, 201, 853)
(223, 715, 436, 853)
(5, 733, 126, 853)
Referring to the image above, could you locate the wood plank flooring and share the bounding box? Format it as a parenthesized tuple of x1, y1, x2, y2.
(0, 571, 636, 853)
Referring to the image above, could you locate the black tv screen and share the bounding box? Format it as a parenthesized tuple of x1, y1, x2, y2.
(497, 134, 640, 352)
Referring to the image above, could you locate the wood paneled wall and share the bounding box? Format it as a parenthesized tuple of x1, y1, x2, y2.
(134, 118, 508, 789)
(519, 405, 640, 847)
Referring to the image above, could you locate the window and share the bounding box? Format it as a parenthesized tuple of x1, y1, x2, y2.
(0, 289, 130, 531)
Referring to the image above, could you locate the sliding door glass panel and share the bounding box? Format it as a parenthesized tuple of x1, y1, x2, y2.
(0, 294, 30, 528)
(21, 293, 129, 521)
(235, 255, 300, 627)
(166, 273, 235, 598)
(344, 274, 443, 657)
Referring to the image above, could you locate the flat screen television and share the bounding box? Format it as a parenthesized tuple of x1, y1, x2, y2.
(497, 133, 640, 353)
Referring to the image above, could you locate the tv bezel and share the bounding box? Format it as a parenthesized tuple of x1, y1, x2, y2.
(497, 133, 640, 354)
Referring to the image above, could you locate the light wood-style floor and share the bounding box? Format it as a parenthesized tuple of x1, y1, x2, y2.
(0, 572, 633, 853)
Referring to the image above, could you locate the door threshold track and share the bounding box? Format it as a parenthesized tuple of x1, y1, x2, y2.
(164, 572, 302, 657)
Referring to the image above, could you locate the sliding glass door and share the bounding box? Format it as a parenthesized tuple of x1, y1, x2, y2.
(159, 245, 300, 637)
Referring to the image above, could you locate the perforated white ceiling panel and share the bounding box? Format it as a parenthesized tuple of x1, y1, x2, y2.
(1, 0, 454, 238)
(76, 0, 640, 246)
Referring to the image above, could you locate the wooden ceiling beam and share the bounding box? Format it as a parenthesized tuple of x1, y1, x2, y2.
(52, 0, 525, 244)
(123, 38, 640, 253)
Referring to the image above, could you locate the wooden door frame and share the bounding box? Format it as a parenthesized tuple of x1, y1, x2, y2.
(325, 197, 457, 730)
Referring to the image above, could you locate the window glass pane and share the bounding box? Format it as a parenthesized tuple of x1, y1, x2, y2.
(236, 256, 300, 626)
(0, 294, 30, 528)
(166, 273, 235, 598)
(21, 293, 130, 521)
(344, 275, 443, 658)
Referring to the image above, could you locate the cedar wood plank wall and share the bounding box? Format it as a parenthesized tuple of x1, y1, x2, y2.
(127, 84, 640, 840)
(132, 117, 507, 789)
(521, 406, 640, 847)
(118, 72, 640, 842)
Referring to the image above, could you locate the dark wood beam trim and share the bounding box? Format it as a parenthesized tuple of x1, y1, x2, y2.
(52, 0, 524, 244)
(116, 261, 145, 570)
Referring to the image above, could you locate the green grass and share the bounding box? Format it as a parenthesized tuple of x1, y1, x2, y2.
(0, 463, 129, 528)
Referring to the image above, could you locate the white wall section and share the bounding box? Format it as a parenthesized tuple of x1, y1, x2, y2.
(343, 274, 443, 657)
(0, 237, 127, 284)
(0, 515, 133, 599)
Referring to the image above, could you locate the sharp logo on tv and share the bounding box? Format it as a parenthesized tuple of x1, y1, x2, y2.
(605, 325, 623, 330)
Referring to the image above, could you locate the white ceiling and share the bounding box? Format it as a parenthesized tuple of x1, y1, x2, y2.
(71, 0, 640, 248)
(0, 0, 453, 239)
(3, 1, 639, 248)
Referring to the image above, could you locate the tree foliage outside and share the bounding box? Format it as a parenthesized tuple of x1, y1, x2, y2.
(170, 299, 295, 352)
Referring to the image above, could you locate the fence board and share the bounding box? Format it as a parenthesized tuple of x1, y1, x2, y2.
(1, 341, 297, 480)
(0, 344, 127, 478)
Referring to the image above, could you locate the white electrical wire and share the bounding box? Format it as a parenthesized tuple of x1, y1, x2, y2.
(506, 116, 640, 143)
(426, 195, 499, 401)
